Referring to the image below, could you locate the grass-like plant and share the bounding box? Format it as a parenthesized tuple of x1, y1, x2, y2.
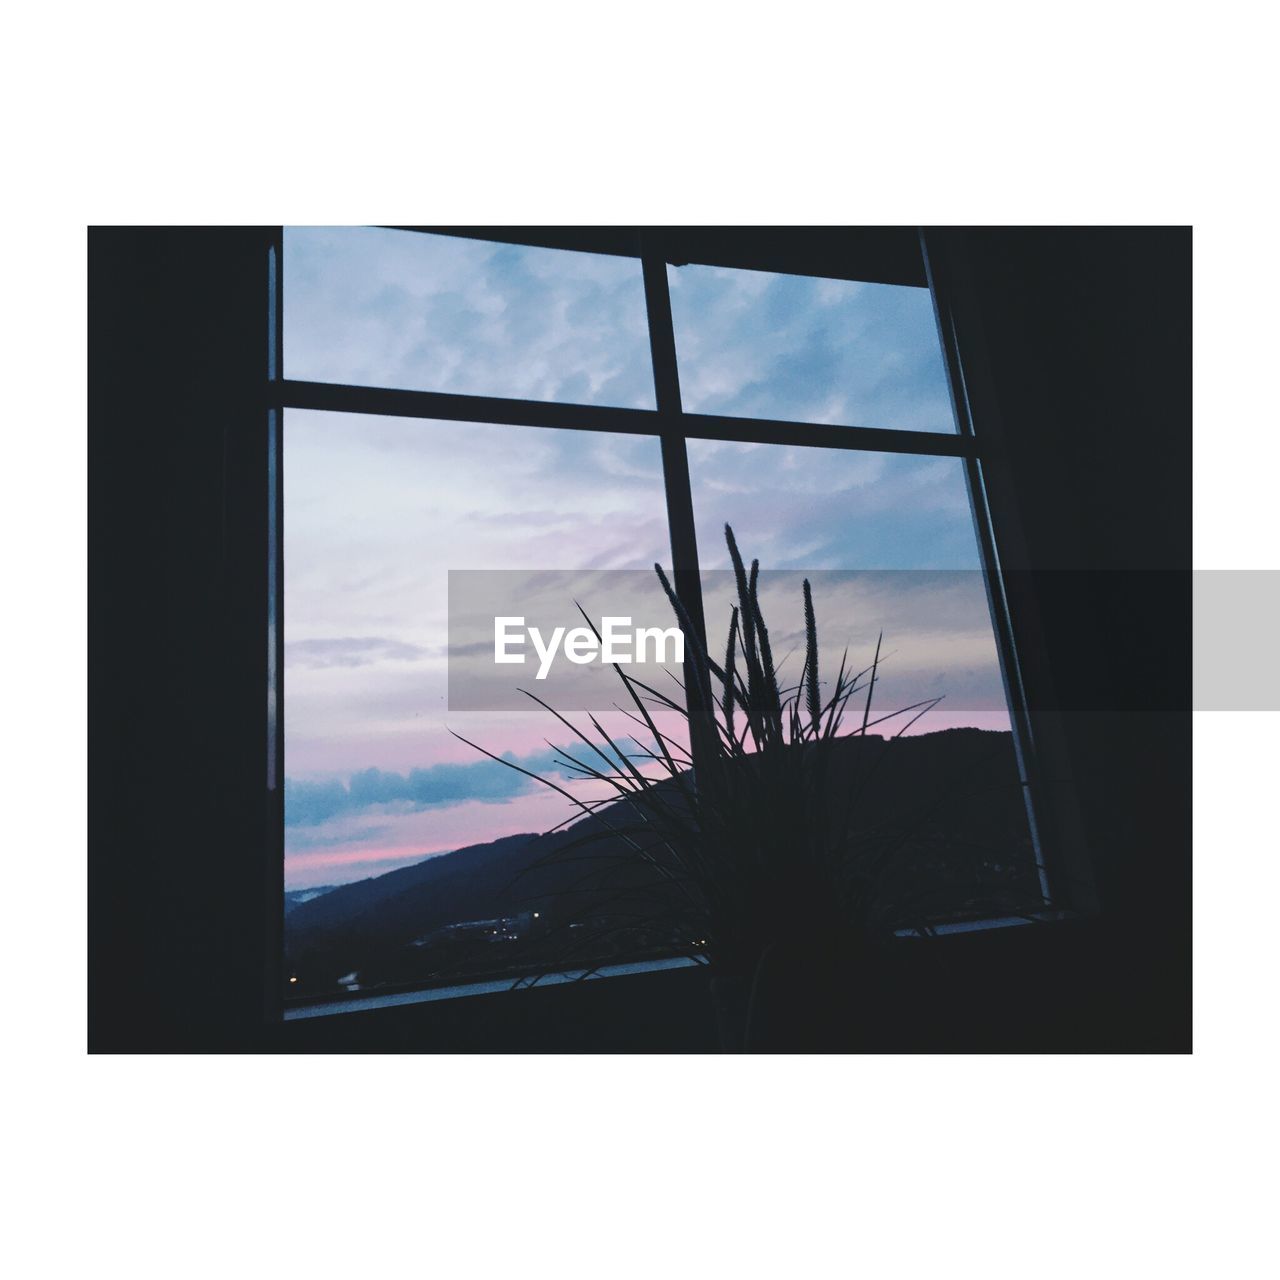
(453, 524, 948, 984)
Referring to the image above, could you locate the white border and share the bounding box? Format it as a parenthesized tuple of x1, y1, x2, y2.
(5, 3, 1274, 1274)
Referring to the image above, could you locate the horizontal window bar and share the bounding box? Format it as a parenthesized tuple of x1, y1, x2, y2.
(281, 378, 655, 434)
(385, 226, 928, 287)
(680, 411, 974, 456)
(279, 379, 978, 458)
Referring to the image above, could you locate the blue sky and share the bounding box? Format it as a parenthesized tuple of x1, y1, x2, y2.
(286, 227, 655, 407)
(668, 262, 953, 432)
(282, 228, 1005, 888)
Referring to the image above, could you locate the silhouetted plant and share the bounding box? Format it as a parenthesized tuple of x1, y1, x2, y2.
(453, 524, 954, 985)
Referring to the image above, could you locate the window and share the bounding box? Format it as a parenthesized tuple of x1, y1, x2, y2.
(668, 262, 953, 432)
(274, 227, 1049, 1015)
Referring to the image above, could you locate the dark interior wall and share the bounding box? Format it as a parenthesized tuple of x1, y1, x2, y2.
(953, 227, 1190, 573)
(90, 229, 274, 1051)
(942, 227, 1192, 1043)
(88, 226, 1191, 1053)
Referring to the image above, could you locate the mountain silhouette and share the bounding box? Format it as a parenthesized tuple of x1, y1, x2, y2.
(285, 727, 1038, 998)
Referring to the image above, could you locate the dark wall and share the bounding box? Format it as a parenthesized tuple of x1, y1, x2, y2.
(88, 226, 1191, 1053)
(942, 227, 1191, 1047)
(90, 228, 275, 1051)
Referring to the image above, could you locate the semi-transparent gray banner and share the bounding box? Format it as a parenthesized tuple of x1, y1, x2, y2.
(1194, 570, 1280, 711)
(448, 569, 1009, 715)
(446, 569, 1271, 714)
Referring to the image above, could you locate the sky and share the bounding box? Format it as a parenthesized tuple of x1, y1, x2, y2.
(281, 228, 1009, 889)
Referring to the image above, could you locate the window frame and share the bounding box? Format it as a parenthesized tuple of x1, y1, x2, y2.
(265, 225, 1089, 1023)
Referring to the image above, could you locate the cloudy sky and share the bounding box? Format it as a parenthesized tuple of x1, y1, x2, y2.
(281, 228, 1007, 889)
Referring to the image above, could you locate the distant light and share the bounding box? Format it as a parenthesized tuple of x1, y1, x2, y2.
(288, 976, 298, 984)
(533, 912, 540, 919)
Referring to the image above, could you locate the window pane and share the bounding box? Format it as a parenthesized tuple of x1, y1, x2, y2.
(687, 439, 997, 725)
(687, 439, 1043, 921)
(668, 263, 955, 433)
(283, 411, 681, 1000)
(285, 227, 656, 409)
(688, 439, 980, 572)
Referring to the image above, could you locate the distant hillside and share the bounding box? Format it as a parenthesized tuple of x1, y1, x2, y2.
(287, 831, 540, 939)
(284, 885, 340, 915)
(284, 728, 1038, 998)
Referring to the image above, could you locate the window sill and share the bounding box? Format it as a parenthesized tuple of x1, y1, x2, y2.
(282, 954, 702, 1022)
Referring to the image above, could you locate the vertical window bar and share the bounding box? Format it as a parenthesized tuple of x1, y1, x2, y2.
(266, 231, 286, 1018)
(266, 241, 280, 792)
(272, 236, 284, 803)
(642, 247, 705, 627)
(920, 229, 1053, 905)
(641, 240, 715, 762)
